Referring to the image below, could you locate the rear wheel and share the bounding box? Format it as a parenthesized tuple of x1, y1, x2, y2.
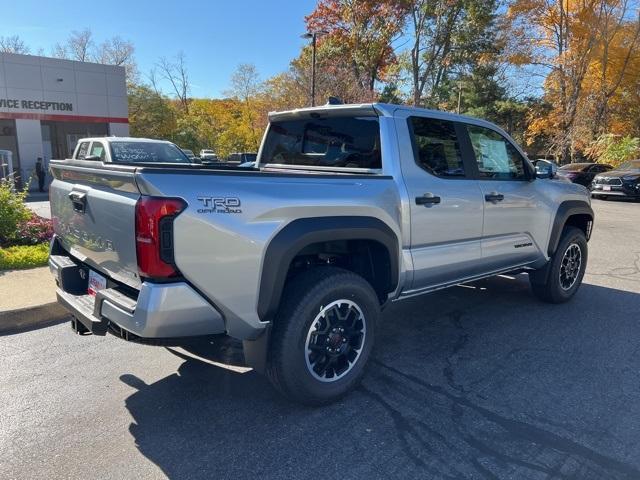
(266, 267, 379, 406)
(529, 226, 587, 303)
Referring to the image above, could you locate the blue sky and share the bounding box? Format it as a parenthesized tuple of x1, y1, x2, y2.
(6, 0, 318, 97)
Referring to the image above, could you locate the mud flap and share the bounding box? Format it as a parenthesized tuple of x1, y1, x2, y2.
(242, 326, 271, 373)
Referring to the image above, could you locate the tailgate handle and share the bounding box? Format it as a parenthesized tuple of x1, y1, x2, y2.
(68, 191, 87, 213)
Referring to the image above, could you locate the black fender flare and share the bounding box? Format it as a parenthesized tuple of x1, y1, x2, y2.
(547, 200, 594, 257)
(257, 216, 400, 324)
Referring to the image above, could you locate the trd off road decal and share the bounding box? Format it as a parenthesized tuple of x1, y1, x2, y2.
(197, 196, 242, 214)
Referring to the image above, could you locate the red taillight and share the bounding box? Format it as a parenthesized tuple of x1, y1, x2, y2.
(135, 196, 186, 279)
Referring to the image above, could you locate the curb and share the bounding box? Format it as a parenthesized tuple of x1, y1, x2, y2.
(0, 302, 69, 335)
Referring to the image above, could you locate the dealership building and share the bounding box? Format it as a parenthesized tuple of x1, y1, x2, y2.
(0, 52, 129, 186)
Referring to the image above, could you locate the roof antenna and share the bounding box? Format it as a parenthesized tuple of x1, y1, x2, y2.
(326, 96, 343, 105)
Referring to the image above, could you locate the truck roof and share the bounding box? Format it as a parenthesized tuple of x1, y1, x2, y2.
(76, 137, 174, 144)
(269, 103, 492, 122)
(268, 102, 515, 145)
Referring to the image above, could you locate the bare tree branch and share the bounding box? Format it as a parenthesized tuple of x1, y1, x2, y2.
(0, 35, 30, 54)
(157, 52, 190, 113)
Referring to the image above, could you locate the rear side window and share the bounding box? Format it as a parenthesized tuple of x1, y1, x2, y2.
(409, 117, 465, 177)
(110, 142, 190, 164)
(261, 116, 381, 169)
(76, 141, 90, 160)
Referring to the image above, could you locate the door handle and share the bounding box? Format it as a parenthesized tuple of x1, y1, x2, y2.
(415, 193, 441, 206)
(68, 191, 87, 213)
(484, 192, 504, 203)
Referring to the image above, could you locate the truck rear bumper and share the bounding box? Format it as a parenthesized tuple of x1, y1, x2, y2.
(49, 254, 225, 338)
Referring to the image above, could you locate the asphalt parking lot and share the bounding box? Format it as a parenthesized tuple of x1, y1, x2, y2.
(1, 198, 639, 480)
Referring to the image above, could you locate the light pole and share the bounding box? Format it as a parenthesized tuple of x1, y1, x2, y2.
(301, 31, 327, 107)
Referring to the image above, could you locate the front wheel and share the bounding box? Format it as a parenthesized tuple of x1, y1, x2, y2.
(529, 226, 588, 303)
(266, 267, 379, 406)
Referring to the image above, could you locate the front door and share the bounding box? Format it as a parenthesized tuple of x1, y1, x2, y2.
(395, 112, 485, 292)
(463, 123, 550, 270)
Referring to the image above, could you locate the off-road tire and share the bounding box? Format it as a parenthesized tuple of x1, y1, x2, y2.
(266, 267, 379, 406)
(529, 226, 588, 303)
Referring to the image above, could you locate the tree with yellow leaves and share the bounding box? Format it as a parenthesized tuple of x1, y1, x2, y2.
(507, 0, 640, 163)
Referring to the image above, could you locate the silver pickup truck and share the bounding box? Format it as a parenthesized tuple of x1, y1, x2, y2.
(48, 104, 593, 405)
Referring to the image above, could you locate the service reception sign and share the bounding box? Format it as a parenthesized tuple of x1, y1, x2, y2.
(0, 98, 74, 112)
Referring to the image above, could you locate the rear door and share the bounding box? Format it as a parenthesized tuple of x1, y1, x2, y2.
(395, 111, 484, 291)
(463, 123, 549, 270)
(50, 143, 142, 289)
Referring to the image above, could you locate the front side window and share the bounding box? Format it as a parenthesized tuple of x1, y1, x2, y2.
(409, 117, 465, 177)
(110, 142, 190, 164)
(261, 116, 381, 169)
(467, 125, 527, 180)
(89, 142, 105, 161)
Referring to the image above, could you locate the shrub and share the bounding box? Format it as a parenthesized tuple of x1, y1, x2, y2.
(12, 214, 54, 246)
(0, 244, 49, 271)
(0, 178, 31, 245)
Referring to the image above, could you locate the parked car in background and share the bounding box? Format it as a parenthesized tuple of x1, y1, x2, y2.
(199, 149, 218, 161)
(64, 137, 192, 164)
(557, 162, 613, 188)
(227, 152, 258, 164)
(591, 159, 640, 200)
(181, 149, 199, 162)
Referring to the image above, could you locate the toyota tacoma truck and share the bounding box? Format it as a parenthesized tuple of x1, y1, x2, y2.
(48, 104, 593, 405)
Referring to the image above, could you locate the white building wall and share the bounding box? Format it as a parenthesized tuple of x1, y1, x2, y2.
(109, 122, 130, 137)
(14, 118, 43, 179)
(0, 52, 128, 121)
(0, 52, 129, 188)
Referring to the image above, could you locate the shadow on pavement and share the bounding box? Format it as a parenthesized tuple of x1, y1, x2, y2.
(121, 276, 640, 479)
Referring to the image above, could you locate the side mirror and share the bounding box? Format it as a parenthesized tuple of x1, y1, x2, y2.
(533, 161, 557, 179)
(84, 155, 101, 161)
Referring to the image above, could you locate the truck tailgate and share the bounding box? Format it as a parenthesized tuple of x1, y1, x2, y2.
(50, 161, 142, 289)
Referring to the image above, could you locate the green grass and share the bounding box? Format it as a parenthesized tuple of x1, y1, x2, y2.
(0, 244, 49, 271)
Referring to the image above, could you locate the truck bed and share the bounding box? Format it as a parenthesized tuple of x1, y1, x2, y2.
(49, 159, 401, 339)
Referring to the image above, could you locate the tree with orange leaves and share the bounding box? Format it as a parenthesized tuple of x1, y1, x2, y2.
(305, 0, 407, 99)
